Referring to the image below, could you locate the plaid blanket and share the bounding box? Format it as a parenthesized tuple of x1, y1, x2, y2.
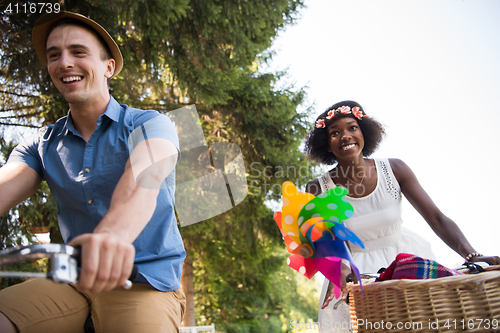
(376, 253, 463, 282)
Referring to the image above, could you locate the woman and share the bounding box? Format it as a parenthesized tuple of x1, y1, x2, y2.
(304, 100, 500, 332)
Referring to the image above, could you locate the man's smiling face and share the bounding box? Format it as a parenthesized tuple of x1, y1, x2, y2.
(46, 24, 114, 106)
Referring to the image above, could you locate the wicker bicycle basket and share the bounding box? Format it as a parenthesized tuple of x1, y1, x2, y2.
(347, 269, 500, 333)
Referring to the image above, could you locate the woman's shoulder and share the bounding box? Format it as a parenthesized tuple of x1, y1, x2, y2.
(305, 177, 322, 196)
(386, 158, 411, 169)
(386, 158, 405, 168)
(386, 158, 412, 183)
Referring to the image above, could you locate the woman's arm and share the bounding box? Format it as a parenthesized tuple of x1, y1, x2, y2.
(389, 158, 500, 265)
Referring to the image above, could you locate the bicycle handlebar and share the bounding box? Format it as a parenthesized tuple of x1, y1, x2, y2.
(0, 244, 138, 288)
(0, 244, 76, 265)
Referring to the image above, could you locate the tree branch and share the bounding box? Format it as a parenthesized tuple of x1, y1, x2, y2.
(0, 90, 41, 98)
(0, 122, 40, 128)
(0, 105, 41, 113)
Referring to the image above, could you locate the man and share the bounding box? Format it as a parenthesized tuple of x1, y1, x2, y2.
(0, 11, 186, 333)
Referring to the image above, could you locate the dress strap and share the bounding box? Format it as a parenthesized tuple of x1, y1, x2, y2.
(318, 170, 335, 193)
(376, 158, 402, 202)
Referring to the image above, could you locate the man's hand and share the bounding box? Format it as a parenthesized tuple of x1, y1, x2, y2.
(68, 232, 135, 293)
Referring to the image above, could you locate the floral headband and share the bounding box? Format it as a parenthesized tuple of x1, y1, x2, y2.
(315, 106, 368, 128)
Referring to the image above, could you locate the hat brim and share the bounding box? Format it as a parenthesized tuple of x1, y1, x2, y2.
(32, 11, 123, 78)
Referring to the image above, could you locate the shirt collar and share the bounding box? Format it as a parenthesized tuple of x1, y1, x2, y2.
(63, 95, 121, 134)
(102, 96, 121, 123)
(63, 111, 77, 136)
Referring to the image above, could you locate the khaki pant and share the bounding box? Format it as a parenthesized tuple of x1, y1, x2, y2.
(0, 279, 185, 333)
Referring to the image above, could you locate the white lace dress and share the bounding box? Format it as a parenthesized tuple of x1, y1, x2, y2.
(316, 158, 435, 332)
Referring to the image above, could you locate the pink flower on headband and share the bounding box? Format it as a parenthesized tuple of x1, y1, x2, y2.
(325, 110, 335, 120)
(339, 106, 351, 114)
(352, 107, 363, 119)
(315, 104, 368, 130)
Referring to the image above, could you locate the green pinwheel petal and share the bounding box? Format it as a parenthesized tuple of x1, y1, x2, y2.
(298, 186, 354, 228)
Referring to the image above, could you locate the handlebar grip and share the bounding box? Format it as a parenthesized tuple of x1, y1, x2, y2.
(73, 246, 139, 281)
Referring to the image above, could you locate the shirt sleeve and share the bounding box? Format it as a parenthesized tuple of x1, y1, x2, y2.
(6, 127, 49, 179)
(128, 111, 180, 160)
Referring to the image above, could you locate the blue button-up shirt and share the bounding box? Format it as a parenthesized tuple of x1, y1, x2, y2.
(8, 96, 185, 292)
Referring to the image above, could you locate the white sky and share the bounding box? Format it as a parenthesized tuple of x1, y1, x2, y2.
(268, 0, 500, 269)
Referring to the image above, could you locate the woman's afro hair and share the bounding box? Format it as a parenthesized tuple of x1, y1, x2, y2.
(304, 100, 385, 165)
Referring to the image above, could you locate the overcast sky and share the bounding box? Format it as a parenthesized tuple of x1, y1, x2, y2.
(268, 0, 500, 269)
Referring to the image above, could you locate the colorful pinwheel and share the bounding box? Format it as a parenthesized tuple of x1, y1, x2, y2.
(274, 182, 365, 297)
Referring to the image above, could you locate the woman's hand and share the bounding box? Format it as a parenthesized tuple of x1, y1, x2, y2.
(321, 263, 350, 309)
(469, 255, 500, 266)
